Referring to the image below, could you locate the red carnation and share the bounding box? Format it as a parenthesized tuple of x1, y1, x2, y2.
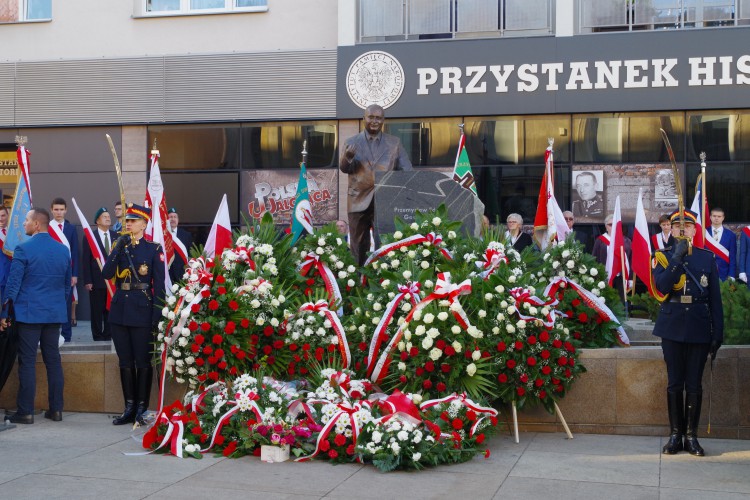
(564, 341, 575, 353)
(216, 275, 226, 284)
(577, 312, 588, 323)
(328, 449, 338, 459)
(556, 385, 564, 393)
(273, 340, 284, 350)
(346, 444, 356, 456)
(496, 341, 506, 352)
(217, 361, 227, 370)
(201, 322, 211, 332)
(319, 440, 330, 451)
(527, 335, 537, 345)
(571, 298, 581, 307)
(527, 356, 537, 367)
(409, 347, 419, 357)
(195, 358, 204, 366)
(236, 351, 246, 360)
(194, 334, 205, 345)
(359, 342, 367, 351)
(541, 349, 550, 360)
(222, 441, 238, 457)
(424, 361, 435, 372)
(498, 373, 508, 383)
(212, 334, 223, 345)
(305, 278, 315, 286)
(400, 351, 408, 361)
(466, 410, 477, 421)
(436, 340, 446, 350)
(302, 343, 311, 351)
(188, 321, 199, 332)
(217, 286, 227, 295)
(539, 390, 547, 399)
(451, 418, 464, 430)
(516, 387, 525, 396)
(267, 356, 276, 365)
(262, 345, 272, 355)
(208, 371, 219, 381)
(229, 300, 239, 311)
(542, 365, 551, 375)
(422, 380, 433, 390)
(263, 326, 274, 337)
(208, 300, 219, 311)
(315, 347, 324, 361)
(202, 346, 213, 355)
(444, 346, 456, 356)
(535, 378, 544, 387)
(191, 303, 200, 313)
(441, 363, 451, 373)
(484, 449, 491, 459)
(506, 359, 516, 369)
(250, 335, 260, 345)
(215, 349, 224, 358)
(552, 377, 560, 385)
(415, 367, 424, 376)
(399, 375, 407, 383)
(552, 339, 563, 348)
(214, 435, 225, 446)
(224, 322, 235, 334)
(557, 356, 568, 366)
(240, 318, 250, 328)
(514, 341, 523, 350)
(565, 368, 572, 378)
(436, 382, 446, 392)
(475, 433, 485, 444)
(519, 373, 528, 383)
(539, 331, 550, 342)
(289, 344, 299, 351)
(334, 434, 347, 447)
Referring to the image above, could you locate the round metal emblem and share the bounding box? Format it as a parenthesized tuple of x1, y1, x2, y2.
(346, 51, 405, 110)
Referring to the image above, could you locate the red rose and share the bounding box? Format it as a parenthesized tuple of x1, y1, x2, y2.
(334, 433, 347, 447)
(571, 298, 581, 307)
(263, 326, 274, 337)
(319, 440, 330, 451)
(441, 363, 451, 373)
(272, 340, 284, 350)
(519, 373, 528, 383)
(422, 380, 433, 390)
(188, 321, 199, 332)
(541, 349, 550, 360)
(451, 418, 464, 430)
(557, 356, 568, 366)
(302, 343, 311, 351)
(202, 346, 213, 355)
(217, 361, 227, 370)
(229, 300, 239, 311)
(409, 347, 419, 357)
(552, 339, 563, 348)
(262, 345, 272, 355)
(577, 312, 588, 323)
(534, 378, 544, 387)
(541, 365, 551, 375)
(217, 286, 227, 295)
(506, 359, 516, 369)
(539, 390, 547, 399)
(527, 335, 537, 345)
(236, 351, 246, 360)
(516, 387, 525, 396)
(424, 361, 435, 372)
(240, 318, 250, 328)
(539, 331, 549, 342)
(514, 341, 523, 350)
(359, 342, 367, 351)
(208, 371, 219, 381)
(399, 375, 407, 383)
(498, 373, 508, 383)
(195, 358, 204, 366)
(527, 356, 537, 367)
(497, 341, 506, 352)
(444, 346, 456, 356)
(194, 334, 205, 345)
(215, 349, 224, 358)
(400, 351, 409, 361)
(212, 334, 223, 345)
(466, 410, 477, 421)
(191, 304, 200, 313)
(436, 340, 446, 349)
(328, 449, 338, 459)
(201, 322, 211, 332)
(415, 367, 424, 376)
(436, 382, 446, 392)
(208, 300, 219, 311)
(224, 322, 236, 334)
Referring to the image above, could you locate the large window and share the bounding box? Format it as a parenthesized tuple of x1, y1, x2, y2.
(0, 0, 51, 22)
(144, 0, 267, 15)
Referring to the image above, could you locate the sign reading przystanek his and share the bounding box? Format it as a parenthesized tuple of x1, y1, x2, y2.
(337, 28, 750, 118)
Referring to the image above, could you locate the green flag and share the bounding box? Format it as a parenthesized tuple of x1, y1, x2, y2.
(290, 162, 313, 245)
(453, 132, 477, 195)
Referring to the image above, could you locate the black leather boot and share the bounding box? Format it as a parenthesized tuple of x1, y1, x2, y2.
(113, 368, 137, 425)
(662, 390, 684, 454)
(684, 392, 705, 456)
(134, 366, 154, 426)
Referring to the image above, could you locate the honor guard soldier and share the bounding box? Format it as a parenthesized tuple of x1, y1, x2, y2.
(102, 203, 165, 426)
(652, 209, 723, 457)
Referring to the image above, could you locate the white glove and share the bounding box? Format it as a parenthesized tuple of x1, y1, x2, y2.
(740, 273, 748, 283)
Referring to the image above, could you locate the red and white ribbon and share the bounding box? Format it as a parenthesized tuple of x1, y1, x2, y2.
(285, 300, 351, 368)
(199, 389, 264, 453)
(365, 282, 421, 379)
(544, 276, 630, 346)
(295, 400, 364, 462)
(370, 273, 472, 383)
(130, 402, 189, 458)
(420, 392, 498, 437)
(476, 248, 508, 280)
(364, 232, 453, 267)
(508, 287, 560, 328)
(232, 245, 257, 271)
(298, 254, 343, 315)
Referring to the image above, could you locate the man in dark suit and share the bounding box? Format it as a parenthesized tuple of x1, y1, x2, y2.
(50, 197, 79, 342)
(3, 208, 71, 424)
(708, 207, 737, 281)
(167, 207, 192, 283)
(112, 201, 123, 233)
(339, 104, 412, 265)
(652, 209, 722, 457)
(563, 210, 590, 251)
(83, 207, 117, 341)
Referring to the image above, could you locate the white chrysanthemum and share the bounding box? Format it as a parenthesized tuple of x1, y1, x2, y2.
(373, 302, 382, 312)
(590, 268, 598, 276)
(598, 281, 606, 289)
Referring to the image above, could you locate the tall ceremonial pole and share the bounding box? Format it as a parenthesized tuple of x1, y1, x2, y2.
(659, 128, 690, 254)
(700, 152, 707, 244)
(106, 134, 127, 233)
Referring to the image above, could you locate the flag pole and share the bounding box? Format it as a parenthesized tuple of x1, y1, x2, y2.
(620, 247, 629, 318)
(302, 139, 308, 166)
(700, 152, 707, 243)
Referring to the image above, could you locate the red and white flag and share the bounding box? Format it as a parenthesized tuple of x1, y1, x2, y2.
(690, 174, 729, 263)
(533, 144, 569, 250)
(204, 194, 232, 259)
(631, 189, 654, 295)
(605, 195, 630, 287)
(144, 151, 174, 294)
(71, 198, 114, 307)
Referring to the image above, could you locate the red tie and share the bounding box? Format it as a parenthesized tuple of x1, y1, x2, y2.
(59, 223, 63, 231)
(2, 228, 5, 236)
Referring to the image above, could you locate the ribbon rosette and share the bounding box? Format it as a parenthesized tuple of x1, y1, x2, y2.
(364, 232, 454, 267)
(298, 254, 343, 316)
(137, 400, 194, 458)
(508, 287, 560, 328)
(295, 400, 365, 462)
(475, 247, 508, 280)
(370, 272, 473, 383)
(543, 277, 630, 346)
(284, 300, 351, 368)
(370, 390, 422, 426)
(232, 245, 257, 271)
(420, 392, 498, 437)
(199, 388, 265, 453)
(365, 282, 421, 379)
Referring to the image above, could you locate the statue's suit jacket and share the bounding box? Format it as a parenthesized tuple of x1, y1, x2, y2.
(339, 131, 412, 213)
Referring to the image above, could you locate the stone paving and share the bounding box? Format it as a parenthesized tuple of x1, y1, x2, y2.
(1, 411, 749, 500)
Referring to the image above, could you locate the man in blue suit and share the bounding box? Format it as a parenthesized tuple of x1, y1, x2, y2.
(3, 208, 71, 424)
(50, 198, 79, 342)
(739, 226, 750, 289)
(708, 207, 736, 281)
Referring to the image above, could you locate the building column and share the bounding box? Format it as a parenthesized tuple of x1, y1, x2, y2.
(121, 126, 148, 204)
